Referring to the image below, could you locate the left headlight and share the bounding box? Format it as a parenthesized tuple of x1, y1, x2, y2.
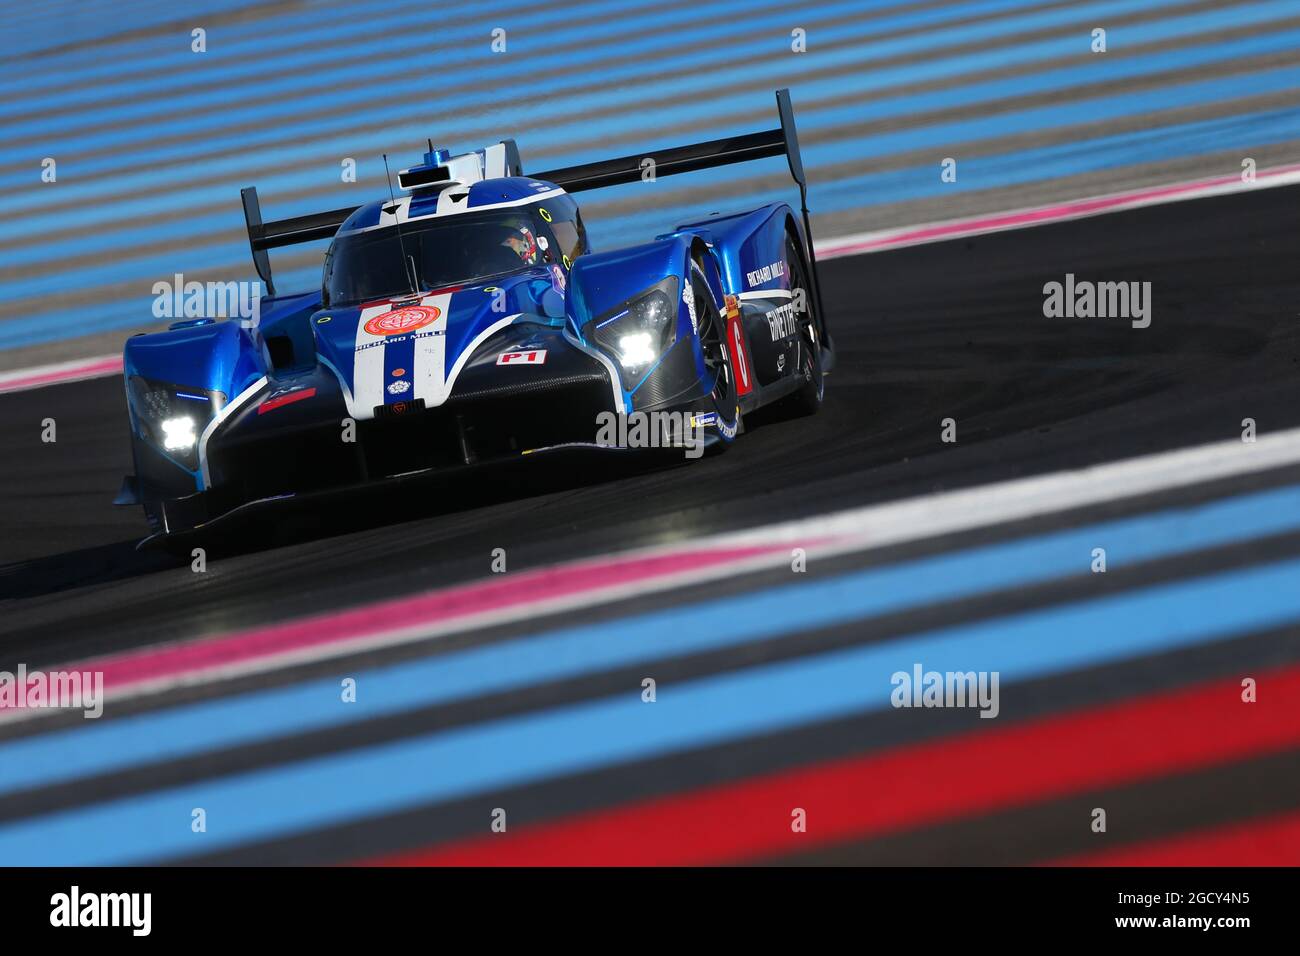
(589, 277, 679, 382)
(129, 376, 225, 471)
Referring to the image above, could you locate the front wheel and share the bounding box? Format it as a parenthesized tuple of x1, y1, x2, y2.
(690, 260, 741, 450)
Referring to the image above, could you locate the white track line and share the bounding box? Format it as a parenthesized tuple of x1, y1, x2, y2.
(0, 354, 122, 395)
(4, 423, 1298, 728)
(717, 425, 1300, 557)
(816, 162, 1300, 258)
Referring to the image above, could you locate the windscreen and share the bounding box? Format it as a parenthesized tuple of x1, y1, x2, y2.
(324, 205, 549, 307)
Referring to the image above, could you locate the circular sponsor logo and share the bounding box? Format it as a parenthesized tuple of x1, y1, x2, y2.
(387, 380, 412, 395)
(364, 305, 440, 337)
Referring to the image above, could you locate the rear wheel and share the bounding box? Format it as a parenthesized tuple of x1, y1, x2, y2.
(774, 231, 824, 417)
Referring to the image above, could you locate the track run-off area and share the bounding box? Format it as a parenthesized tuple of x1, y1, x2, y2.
(0, 181, 1297, 864)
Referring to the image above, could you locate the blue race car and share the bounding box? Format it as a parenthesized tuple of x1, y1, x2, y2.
(116, 89, 834, 537)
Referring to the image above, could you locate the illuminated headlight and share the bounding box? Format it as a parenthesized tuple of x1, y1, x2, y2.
(589, 278, 678, 381)
(616, 332, 657, 369)
(129, 376, 224, 470)
(161, 416, 197, 451)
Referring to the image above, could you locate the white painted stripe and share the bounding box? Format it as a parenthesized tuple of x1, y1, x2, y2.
(336, 188, 567, 235)
(442, 313, 522, 397)
(484, 142, 508, 179)
(351, 302, 390, 415)
(267, 423, 1300, 644)
(375, 196, 412, 229)
(564, 325, 626, 412)
(817, 162, 1300, 258)
(411, 291, 451, 406)
(717, 426, 1300, 556)
(198, 375, 268, 490)
(39, 423, 1300, 713)
(736, 289, 793, 300)
(435, 186, 470, 216)
(0, 354, 121, 394)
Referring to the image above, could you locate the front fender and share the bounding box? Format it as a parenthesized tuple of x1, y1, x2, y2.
(566, 236, 692, 333)
(123, 319, 263, 399)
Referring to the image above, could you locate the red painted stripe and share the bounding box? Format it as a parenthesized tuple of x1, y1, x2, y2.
(257, 387, 316, 414)
(363, 666, 1300, 866)
(1047, 809, 1300, 866)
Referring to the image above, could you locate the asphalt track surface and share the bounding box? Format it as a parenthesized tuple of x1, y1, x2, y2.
(0, 185, 1298, 864)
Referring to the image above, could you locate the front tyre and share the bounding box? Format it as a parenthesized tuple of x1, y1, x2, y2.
(690, 260, 741, 450)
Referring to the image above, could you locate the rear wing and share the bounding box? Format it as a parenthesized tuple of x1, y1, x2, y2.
(240, 90, 826, 337)
(239, 192, 358, 297)
(241, 142, 524, 296)
(533, 89, 828, 344)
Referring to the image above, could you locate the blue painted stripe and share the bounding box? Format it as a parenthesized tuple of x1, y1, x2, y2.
(1, 553, 1298, 864)
(0, 0, 664, 96)
(3, 0, 1298, 350)
(3, 480, 1300, 799)
(589, 105, 1300, 251)
(5, 101, 1296, 351)
(0, 0, 1284, 224)
(0, 0, 1229, 178)
(0, 0, 883, 131)
(0, 0, 257, 62)
(0, 0, 1290, 270)
(5, 59, 1298, 309)
(11, 20, 1300, 269)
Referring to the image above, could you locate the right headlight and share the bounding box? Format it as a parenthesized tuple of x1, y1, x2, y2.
(128, 375, 225, 471)
(588, 278, 679, 382)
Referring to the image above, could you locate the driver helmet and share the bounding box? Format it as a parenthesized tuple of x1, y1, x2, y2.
(499, 220, 540, 266)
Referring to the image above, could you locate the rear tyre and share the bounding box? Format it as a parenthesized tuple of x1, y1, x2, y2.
(773, 231, 824, 417)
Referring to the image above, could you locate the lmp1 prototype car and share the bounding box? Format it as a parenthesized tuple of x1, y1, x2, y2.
(116, 89, 834, 538)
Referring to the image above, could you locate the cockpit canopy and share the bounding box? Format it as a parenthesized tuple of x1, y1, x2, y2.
(322, 193, 587, 308)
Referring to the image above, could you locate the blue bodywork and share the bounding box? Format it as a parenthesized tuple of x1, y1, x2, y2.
(121, 154, 825, 536)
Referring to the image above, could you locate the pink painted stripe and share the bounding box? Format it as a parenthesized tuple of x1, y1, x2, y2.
(0, 355, 122, 395)
(0, 542, 788, 713)
(818, 163, 1300, 258)
(7, 166, 1298, 398)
